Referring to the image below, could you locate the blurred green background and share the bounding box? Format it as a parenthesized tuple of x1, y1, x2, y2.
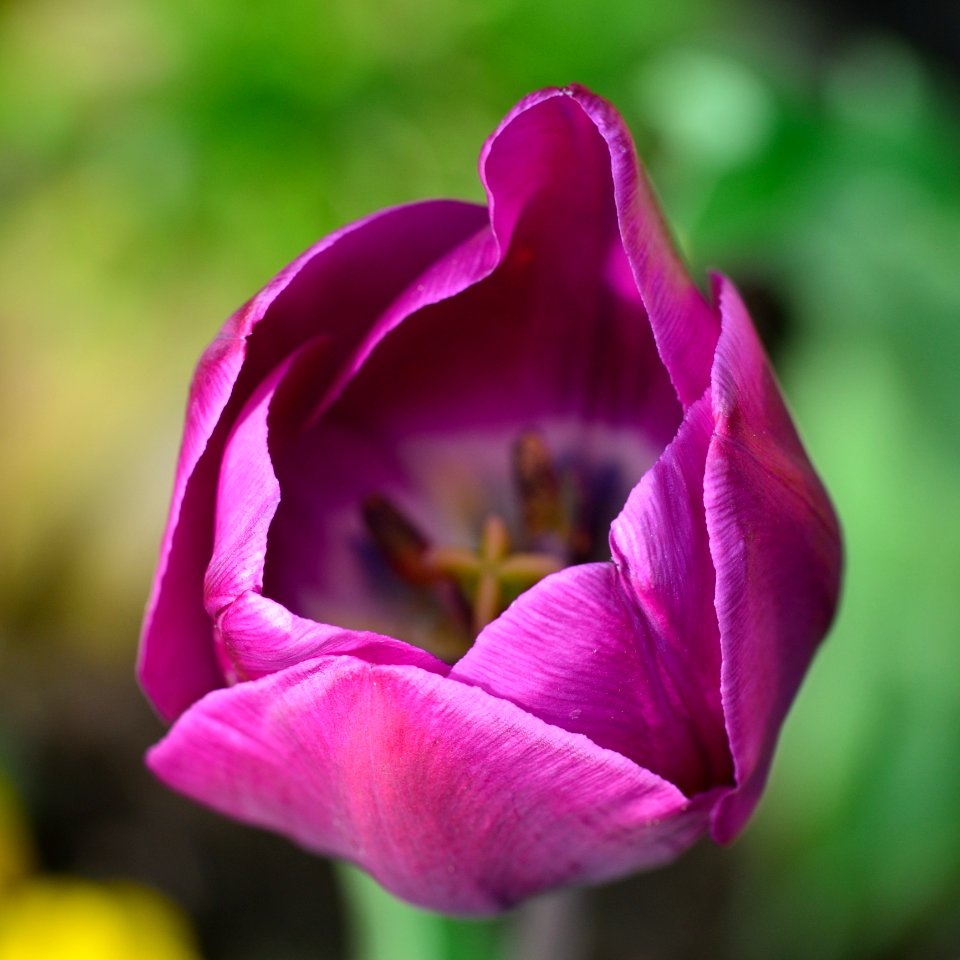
(1, 0, 959, 957)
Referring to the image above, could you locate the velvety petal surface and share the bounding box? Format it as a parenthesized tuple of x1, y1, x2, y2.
(609, 395, 732, 791)
(485, 87, 720, 407)
(213, 591, 449, 681)
(139, 200, 488, 721)
(452, 397, 731, 795)
(204, 343, 321, 617)
(264, 92, 683, 634)
(705, 276, 842, 841)
(147, 656, 705, 915)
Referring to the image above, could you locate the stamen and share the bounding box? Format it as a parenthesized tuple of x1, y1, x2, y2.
(361, 494, 473, 657)
(561, 470, 594, 564)
(361, 494, 434, 586)
(513, 431, 562, 539)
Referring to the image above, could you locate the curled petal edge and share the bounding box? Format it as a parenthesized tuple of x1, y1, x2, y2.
(139, 200, 488, 721)
(480, 86, 720, 407)
(706, 275, 843, 842)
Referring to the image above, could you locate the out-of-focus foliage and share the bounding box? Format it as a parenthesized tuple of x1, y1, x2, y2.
(635, 36, 960, 960)
(1, 0, 958, 957)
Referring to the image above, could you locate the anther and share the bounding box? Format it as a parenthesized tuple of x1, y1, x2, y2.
(361, 494, 434, 586)
(512, 431, 562, 539)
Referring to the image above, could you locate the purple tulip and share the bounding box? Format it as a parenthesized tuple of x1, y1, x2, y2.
(140, 86, 841, 915)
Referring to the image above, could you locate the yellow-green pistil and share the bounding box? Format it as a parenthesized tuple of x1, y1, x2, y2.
(427, 516, 562, 634)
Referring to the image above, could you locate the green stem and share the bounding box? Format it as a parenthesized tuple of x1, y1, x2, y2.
(335, 861, 508, 960)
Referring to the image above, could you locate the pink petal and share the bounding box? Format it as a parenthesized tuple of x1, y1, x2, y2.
(201, 335, 453, 681)
(138, 200, 487, 721)
(204, 341, 325, 617)
(136, 336, 247, 723)
(148, 656, 704, 915)
(705, 275, 842, 841)
(214, 591, 448, 681)
(452, 399, 731, 796)
(265, 92, 685, 626)
(609, 394, 732, 791)
(483, 87, 720, 408)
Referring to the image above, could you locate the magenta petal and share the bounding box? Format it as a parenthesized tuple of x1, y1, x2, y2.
(452, 399, 731, 796)
(705, 276, 842, 841)
(451, 564, 703, 793)
(565, 87, 720, 407)
(139, 200, 487, 721)
(147, 656, 702, 915)
(201, 337, 428, 681)
(215, 591, 448, 681)
(483, 87, 720, 407)
(204, 342, 322, 617)
(609, 394, 732, 792)
(136, 335, 247, 723)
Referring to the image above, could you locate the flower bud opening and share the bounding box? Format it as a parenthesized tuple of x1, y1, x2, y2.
(361, 430, 596, 659)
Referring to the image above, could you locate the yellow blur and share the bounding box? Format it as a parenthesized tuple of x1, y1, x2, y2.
(0, 879, 202, 960)
(0, 776, 200, 960)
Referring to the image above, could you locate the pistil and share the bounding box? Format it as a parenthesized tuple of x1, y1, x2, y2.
(513, 432, 562, 538)
(428, 516, 562, 633)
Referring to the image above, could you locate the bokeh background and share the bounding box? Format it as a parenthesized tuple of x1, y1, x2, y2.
(1, 0, 958, 957)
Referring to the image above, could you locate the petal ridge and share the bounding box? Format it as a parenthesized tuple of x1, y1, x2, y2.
(705, 275, 842, 840)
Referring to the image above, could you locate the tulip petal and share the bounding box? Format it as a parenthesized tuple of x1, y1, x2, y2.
(215, 591, 448, 681)
(452, 398, 731, 795)
(203, 341, 321, 617)
(201, 336, 454, 681)
(148, 656, 704, 915)
(483, 87, 720, 408)
(609, 394, 732, 791)
(705, 276, 842, 841)
(265, 93, 686, 629)
(139, 200, 488, 721)
(452, 564, 697, 793)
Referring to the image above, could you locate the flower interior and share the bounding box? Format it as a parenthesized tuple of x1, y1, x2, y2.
(358, 429, 628, 660)
(256, 100, 687, 662)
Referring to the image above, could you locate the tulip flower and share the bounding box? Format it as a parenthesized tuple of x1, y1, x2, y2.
(140, 86, 841, 915)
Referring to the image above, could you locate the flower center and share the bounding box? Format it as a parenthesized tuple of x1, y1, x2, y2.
(361, 431, 592, 661)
